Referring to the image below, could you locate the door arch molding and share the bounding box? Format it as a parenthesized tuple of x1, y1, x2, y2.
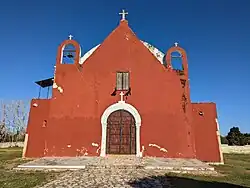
(100, 101, 141, 157)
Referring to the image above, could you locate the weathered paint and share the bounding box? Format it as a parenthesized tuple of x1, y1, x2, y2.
(24, 20, 222, 162)
(192, 103, 223, 162)
(149, 144, 168, 153)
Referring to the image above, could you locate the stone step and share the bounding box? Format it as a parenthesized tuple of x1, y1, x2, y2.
(15, 156, 217, 175)
(85, 164, 214, 171)
(86, 165, 144, 170)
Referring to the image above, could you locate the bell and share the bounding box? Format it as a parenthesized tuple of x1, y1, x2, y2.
(67, 53, 74, 58)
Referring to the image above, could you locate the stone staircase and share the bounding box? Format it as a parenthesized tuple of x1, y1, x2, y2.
(16, 155, 217, 175)
(86, 155, 143, 169)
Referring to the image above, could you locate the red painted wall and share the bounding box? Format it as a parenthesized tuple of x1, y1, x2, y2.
(24, 20, 222, 162)
(192, 103, 222, 162)
(25, 99, 50, 157)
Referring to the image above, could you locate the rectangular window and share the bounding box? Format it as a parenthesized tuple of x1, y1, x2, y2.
(116, 72, 130, 90)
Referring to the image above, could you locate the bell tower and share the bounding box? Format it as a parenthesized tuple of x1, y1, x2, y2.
(56, 35, 81, 66)
(165, 43, 191, 113)
(52, 35, 82, 98)
(165, 43, 196, 157)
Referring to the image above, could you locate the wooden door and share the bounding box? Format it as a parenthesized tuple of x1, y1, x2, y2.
(106, 110, 136, 154)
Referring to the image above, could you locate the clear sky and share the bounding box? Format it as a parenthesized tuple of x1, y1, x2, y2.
(0, 0, 249, 135)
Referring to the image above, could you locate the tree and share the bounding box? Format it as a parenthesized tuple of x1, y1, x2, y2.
(243, 133, 250, 145)
(0, 99, 29, 142)
(226, 126, 248, 146)
(220, 135, 228, 144)
(0, 123, 6, 142)
(0, 102, 7, 142)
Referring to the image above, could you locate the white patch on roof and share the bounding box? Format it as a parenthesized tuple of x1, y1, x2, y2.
(141, 41, 165, 64)
(80, 44, 100, 65)
(79, 41, 165, 65)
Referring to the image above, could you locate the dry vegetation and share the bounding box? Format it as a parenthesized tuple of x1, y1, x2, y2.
(0, 100, 29, 143)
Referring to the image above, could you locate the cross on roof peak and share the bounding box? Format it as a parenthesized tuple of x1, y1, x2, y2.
(68, 34, 73, 40)
(119, 9, 128, 21)
(174, 42, 178, 47)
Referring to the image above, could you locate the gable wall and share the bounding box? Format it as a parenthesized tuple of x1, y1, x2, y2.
(24, 21, 226, 159)
(42, 21, 196, 158)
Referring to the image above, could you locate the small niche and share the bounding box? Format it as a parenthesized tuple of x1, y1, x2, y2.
(42, 120, 47, 127)
(198, 111, 204, 116)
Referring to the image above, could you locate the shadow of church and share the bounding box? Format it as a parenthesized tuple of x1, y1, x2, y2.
(127, 174, 247, 188)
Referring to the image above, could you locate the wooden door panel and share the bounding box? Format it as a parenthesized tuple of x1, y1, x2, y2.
(120, 145, 130, 154)
(110, 135, 120, 144)
(109, 145, 120, 154)
(110, 127, 120, 134)
(106, 110, 136, 154)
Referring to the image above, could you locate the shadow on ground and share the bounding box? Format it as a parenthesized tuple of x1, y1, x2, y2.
(128, 175, 248, 188)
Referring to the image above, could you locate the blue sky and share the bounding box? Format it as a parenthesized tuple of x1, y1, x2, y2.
(0, 0, 249, 135)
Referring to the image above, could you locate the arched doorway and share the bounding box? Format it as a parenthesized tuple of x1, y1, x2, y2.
(106, 110, 136, 154)
(100, 101, 141, 157)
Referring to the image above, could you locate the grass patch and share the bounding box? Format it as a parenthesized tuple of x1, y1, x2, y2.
(0, 147, 59, 188)
(1, 148, 250, 187)
(168, 153, 250, 187)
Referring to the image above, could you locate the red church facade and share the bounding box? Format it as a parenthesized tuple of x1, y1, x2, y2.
(23, 17, 224, 163)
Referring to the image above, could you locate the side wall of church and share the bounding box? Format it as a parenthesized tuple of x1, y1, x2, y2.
(192, 103, 223, 162)
(25, 99, 50, 157)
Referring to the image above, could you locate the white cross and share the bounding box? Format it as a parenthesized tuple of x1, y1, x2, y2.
(68, 34, 73, 40)
(119, 91, 124, 101)
(174, 42, 178, 47)
(119, 9, 128, 21)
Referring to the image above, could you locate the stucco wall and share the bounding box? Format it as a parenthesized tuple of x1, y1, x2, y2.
(192, 103, 222, 162)
(24, 21, 222, 161)
(29, 20, 195, 159)
(25, 99, 50, 157)
(221, 144, 250, 154)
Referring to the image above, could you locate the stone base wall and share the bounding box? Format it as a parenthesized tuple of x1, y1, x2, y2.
(221, 144, 250, 154)
(0, 142, 24, 148)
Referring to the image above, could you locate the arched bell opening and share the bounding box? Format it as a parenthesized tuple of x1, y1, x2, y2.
(171, 51, 184, 75)
(62, 44, 77, 64)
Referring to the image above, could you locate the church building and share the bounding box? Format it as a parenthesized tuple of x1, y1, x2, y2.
(23, 10, 224, 163)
